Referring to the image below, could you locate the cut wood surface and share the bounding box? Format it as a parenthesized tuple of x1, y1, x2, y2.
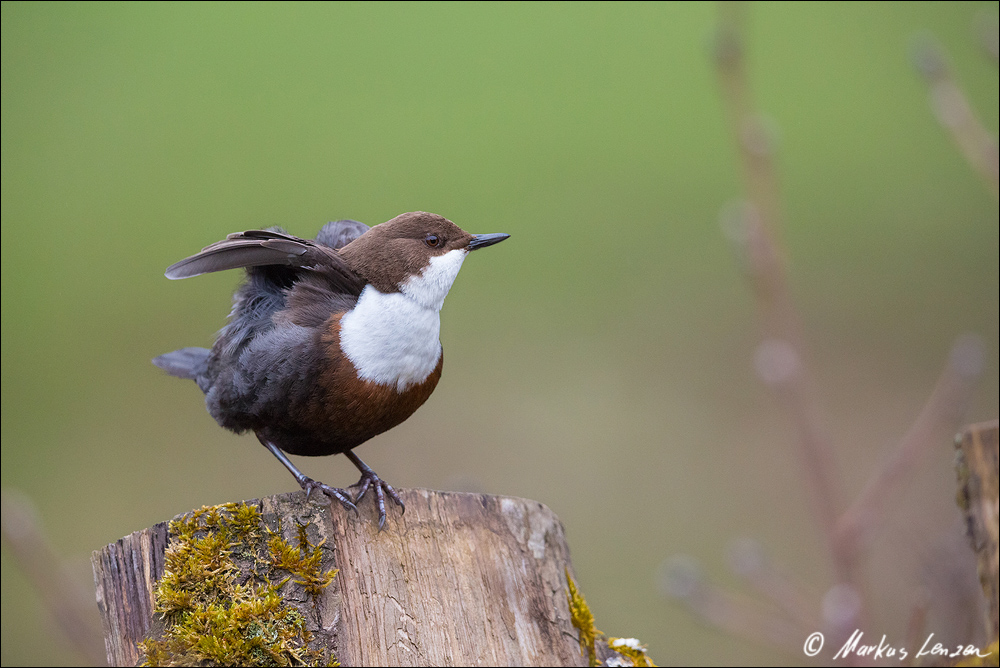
(92, 520, 168, 666)
(955, 420, 1000, 641)
(92, 489, 589, 666)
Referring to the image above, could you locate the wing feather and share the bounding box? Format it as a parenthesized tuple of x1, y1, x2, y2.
(165, 230, 360, 282)
(164, 227, 369, 330)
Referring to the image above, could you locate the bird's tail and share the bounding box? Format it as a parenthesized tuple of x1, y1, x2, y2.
(153, 347, 210, 381)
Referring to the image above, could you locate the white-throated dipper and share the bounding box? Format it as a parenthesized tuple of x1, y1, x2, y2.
(154, 212, 509, 527)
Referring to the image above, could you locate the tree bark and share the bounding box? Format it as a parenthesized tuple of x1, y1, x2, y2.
(954, 420, 999, 642)
(92, 489, 589, 667)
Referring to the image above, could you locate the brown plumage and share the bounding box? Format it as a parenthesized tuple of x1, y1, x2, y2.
(154, 212, 509, 527)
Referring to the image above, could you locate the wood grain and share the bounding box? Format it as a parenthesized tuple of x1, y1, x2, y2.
(92, 489, 588, 666)
(955, 420, 999, 641)
(92, 520, 168, 666)
(329, 489, 583, 666)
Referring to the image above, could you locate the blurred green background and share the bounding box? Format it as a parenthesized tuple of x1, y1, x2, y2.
(2, 2, 997, 665)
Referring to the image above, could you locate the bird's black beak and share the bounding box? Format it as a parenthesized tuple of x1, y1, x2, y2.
(468, 233, 510, 250)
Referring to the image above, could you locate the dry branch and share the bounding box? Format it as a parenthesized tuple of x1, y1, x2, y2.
(685, 4, 991, 658)
(913, 37, 999, 199)
(1, 490, 107, 666)
(714, 0, 845, 584)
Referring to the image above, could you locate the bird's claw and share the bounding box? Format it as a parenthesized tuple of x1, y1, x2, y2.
(299, 476, 357, 514)
(350, 471, 404, 529)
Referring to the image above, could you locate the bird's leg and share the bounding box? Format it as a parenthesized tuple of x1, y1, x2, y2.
(258, 436, 357, 513)
(344, 450, 404, 529)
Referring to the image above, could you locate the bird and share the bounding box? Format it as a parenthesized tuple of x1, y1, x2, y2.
(153, 211, 509, 527)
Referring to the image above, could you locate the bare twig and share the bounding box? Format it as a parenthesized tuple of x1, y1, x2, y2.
(912, 35, 999, 199)
(902, 589, 930, 667)
(836, 335, 985, 564)
(1, 489, 106, 667)
(667, 5, 993, 660)
(727, 537, 820, 632)
(977, 11, 998, 65)
(714, 0, 846, 582)
(658, 556, 802, 654)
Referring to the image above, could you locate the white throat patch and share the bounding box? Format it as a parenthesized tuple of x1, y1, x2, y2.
(339, 249, 468, 391)
(400, 249, 468, 311)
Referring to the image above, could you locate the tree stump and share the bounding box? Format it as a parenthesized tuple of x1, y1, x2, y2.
(955, 420, 1000, 642)
(92, 489, 590, 667)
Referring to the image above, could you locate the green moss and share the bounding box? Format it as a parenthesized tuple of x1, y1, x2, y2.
(139, 502, 339, 667)
(566, 570, 656, 668)
(566, 568, 601, 667)
(607, 637, 656, 667)
(268, 523, 337, 599)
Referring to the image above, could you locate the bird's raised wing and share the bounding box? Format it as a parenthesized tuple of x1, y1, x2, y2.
(165, 229, 325, 279)
(165, 228, 368, 304)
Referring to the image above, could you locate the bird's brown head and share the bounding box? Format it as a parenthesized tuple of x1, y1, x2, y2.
(338, 212, 509, 297)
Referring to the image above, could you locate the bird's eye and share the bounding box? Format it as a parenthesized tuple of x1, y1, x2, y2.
(424, 234, 440, 248)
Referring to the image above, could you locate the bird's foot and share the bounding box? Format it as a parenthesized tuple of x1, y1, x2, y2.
(258, 436, 359, 514)
(350, 470, 404, 530)
(299, 476, 357, 514)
